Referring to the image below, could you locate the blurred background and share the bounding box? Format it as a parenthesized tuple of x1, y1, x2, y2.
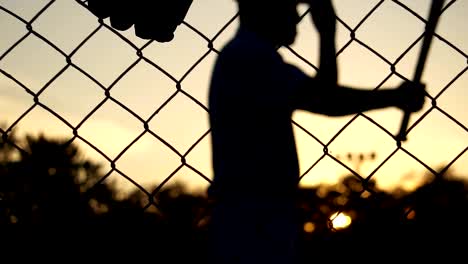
(0, 0, 467, 260)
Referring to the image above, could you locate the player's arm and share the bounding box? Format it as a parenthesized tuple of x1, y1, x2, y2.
(299, 0, 337, 86)
(295, 0, 425, 116)
(292, 78, 426, 116)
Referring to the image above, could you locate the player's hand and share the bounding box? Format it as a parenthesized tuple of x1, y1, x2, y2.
(396, 81, 426, 112)
(86, 0, 192, 42)
(299, 0, 336, 37)
(87, 0, 135, 30)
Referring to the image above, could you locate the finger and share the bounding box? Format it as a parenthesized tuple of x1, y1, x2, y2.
(110, 13, 134, 31)
(133, 0, 191, 42)
(87, 0, 111, 19)
(134, 1, 176, 42)
(109, 1, 135, 31)
(135, 22, 175, 42)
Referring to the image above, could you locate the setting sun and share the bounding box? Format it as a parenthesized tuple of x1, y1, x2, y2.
(330, 212, 352, 230)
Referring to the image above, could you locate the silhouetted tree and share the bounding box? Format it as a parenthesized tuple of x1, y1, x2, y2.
(0, 130, 210, 259)
(0, 133, 111, 225)
(1, 131, 467, 260)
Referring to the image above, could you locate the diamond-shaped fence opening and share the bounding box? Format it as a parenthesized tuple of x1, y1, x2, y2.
(0, 0, 467, 254)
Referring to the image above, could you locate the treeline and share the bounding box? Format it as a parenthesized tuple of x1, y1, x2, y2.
(1, 131, 466, 261)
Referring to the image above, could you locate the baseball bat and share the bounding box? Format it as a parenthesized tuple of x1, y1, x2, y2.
(396, 0, 445, 141)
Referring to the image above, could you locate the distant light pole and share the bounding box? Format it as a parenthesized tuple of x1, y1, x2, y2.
(336, 152, 376, 175)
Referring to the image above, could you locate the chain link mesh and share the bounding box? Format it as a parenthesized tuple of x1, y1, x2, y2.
(0, 0, 467, 223)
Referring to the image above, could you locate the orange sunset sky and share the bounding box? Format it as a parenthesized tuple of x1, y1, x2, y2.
(1, 0, 467, 194)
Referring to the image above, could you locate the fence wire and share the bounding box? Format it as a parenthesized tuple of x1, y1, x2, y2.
(0, 0, 467, 224)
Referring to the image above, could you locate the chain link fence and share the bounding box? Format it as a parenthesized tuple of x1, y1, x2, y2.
(0, 0, 467, 232)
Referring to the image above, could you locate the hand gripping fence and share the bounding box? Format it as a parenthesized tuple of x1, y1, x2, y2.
(0, 0, 467, 227)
